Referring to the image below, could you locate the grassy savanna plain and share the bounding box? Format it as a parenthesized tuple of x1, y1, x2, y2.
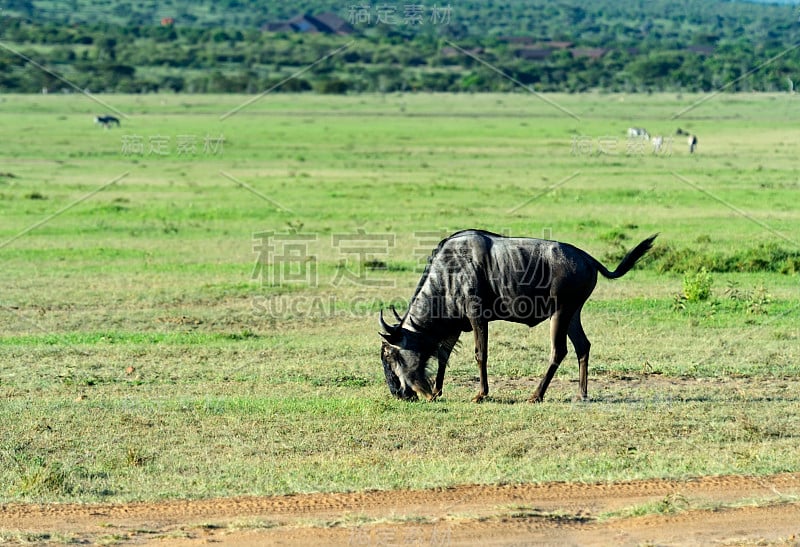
(0, 92, 798, 505)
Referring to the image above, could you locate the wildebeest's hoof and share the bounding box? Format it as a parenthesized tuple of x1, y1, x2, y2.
(528, 395, 544, 404)
(472, 393, 486, 403)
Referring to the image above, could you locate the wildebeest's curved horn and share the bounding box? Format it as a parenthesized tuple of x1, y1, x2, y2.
(390, 305, 403, 323)
(379, 308, 400, 335)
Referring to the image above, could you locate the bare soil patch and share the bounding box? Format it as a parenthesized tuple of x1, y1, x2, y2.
(2, 473, 799, 545)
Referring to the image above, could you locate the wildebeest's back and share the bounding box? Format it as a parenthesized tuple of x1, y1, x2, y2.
(486, 236, 599, 323)
(415, 231, 599, 327)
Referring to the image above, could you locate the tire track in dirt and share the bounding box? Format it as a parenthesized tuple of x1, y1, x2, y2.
(235, 503, 800, 546)
(2, 473, 799, 545)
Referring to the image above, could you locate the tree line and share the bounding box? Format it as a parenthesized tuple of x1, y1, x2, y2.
(1, 0, 799, 94)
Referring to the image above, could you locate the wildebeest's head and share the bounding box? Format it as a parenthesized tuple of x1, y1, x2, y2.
(379, 308, 435, 401)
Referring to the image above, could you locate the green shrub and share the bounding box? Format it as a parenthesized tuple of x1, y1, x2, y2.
(682, 268, 713, 302)
(636, 242, 800, 274)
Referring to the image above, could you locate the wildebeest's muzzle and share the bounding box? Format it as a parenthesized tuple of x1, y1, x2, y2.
(381, 344, 418, 400)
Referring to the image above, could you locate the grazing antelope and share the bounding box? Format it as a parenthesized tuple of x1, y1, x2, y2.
(379, 230, 658, 403)
(688, 134, 698, 153)
(94, 115, 120, 128)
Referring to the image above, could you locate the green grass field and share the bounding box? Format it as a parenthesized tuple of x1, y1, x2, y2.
(0, 92, 798, 502)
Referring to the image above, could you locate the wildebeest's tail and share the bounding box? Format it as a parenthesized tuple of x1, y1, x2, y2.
(595, 234, 658, 279)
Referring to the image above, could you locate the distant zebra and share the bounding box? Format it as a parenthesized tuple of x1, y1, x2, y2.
(627, 127, 649, 140)
(651, 135, 663, 153)
(94, 115, 120, 128)
(688, 134, 698, 153)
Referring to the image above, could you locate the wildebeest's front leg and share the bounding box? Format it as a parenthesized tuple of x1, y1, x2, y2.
(471, 319, 489, 403)
(432, 334, 460, 400)
(529, 309, 570, 403)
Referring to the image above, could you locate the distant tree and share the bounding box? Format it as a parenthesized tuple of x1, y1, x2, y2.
(160, 75, 185, 92)
(317, 79, 349, 94)
(96, 37, 117, 61)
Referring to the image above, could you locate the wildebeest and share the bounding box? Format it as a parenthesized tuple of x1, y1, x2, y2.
(688, 134, 698, 153)
(95, 115, 120, 128)
(379, 230, 657, 403)
(627, 127, 649, 140)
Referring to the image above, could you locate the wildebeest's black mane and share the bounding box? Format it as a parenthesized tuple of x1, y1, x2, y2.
(406, 229, 506, 312)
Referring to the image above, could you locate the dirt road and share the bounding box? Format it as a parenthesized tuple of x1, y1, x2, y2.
(2, 473, 799, 545)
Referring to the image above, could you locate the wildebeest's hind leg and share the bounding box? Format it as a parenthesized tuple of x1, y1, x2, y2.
(567, 310, 591, 402)
(529, 310, 571, 403)
(432, 334, 459, 400)
(470, 319, 489, 403)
